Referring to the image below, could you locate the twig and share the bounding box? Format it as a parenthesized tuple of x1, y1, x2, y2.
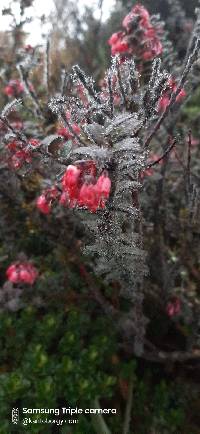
(18, 64, 44, 118)
(107, 72, 114, 117)
(123, 376, 134, 434)
(146, 138, 176, 169)
(187, 129, 192, 192)
(174, 149, 200, 184)
(144, 348, 200, 362)
(44, 39, 50, 97)
(61, 69, 69, 96)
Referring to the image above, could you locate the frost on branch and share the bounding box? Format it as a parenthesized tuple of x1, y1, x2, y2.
(1, 2, 200, 357)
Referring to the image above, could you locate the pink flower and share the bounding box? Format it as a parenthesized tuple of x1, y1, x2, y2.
(122, 4, 150, 31)
(108, 32, 122, 46)
(6, 264, 19, 283)
(4, 85, 15, 97)
(166, 298, 181, 317)
(57, 127, 71, 140)
(141, 153, 163, 178)
(168, 79, 186, 102)
(36, 195, 51, 214)
(109, 4, 162, 62)
(190, 136, 199, 147)
(4, 80, 24, 97)
(158, 95, 170, 112)
(78, 183, 99, 212)
(78, 172, 111, 212)
(7, 140, 19, 151)
(29, 138, 40, 147)
(132, 4, 150, 25)
(175, 88, 186, 102)
(59, 191, 69, 206)
(158, 78, 186, 112)
(62, 165, 81, 204)
(11, 121, 23, 130)
(25, 44, 34, 53)
(11, 150, 32, 169)
(108, 32, 129, 55)
(96, 173, 111, 199)
(57, 124, 81, 141)
(60, 165, 111, 212)
(62, 165, 80, 189)
(142, 38, 163, 60)
(6, 262, 38, 285)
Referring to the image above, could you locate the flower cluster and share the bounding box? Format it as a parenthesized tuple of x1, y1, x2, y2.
(6, 138, 40, 169)
(4, 79, 24, 97)
(108, 4, 162, 61)
(158, 78, 186, 111)
(61, 164, 111, 212)
(36, 163, 111, 214)
(6, 262, 38, 285)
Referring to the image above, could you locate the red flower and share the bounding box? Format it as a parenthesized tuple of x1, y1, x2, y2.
(11, 121, 23, 130)
(122, 4, 150, 31)
(57, 127, 71, 140)
(29, 138, 40, 147)
(77, 172, 111, 212)
(166, 298, 181, 317)
(4, 85, 15, 97)
(11, 150, 32, 169)
(7, 140, 19, 151)
(158, 78, 186, 112)
(142, 39, 163, 60)
(25, 44, 34, 53)
(36, 195, 51, 214)
(62, 165, 81, 204)
(96, 173, 111, 199)
(175, 88, 186, 102)
(108, 32, 129, 55)
(158, 95, 170, 112)
(141, 153, 163, 178)
(57, 124, 81, 141)
(62, 165, 80, 189)
(6, 262, 38, 285)
(109, 4, 162, 62)
(78, 183, 99, 212)
(59, 191, 69, 206)
(4, 80, 24, 97)
(108, 32, 122, 46)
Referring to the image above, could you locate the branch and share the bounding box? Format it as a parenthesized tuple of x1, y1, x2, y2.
(143, 348, 200, 363)
(18, 64, 44, 118)
(146, 138, 176, 169)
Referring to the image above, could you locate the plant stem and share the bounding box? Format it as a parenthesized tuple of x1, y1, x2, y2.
(123, 376, 134, 434)
(91, 398, 112, 434)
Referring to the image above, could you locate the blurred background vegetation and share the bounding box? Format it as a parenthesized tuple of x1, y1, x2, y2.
(0, 0, 200, 433)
